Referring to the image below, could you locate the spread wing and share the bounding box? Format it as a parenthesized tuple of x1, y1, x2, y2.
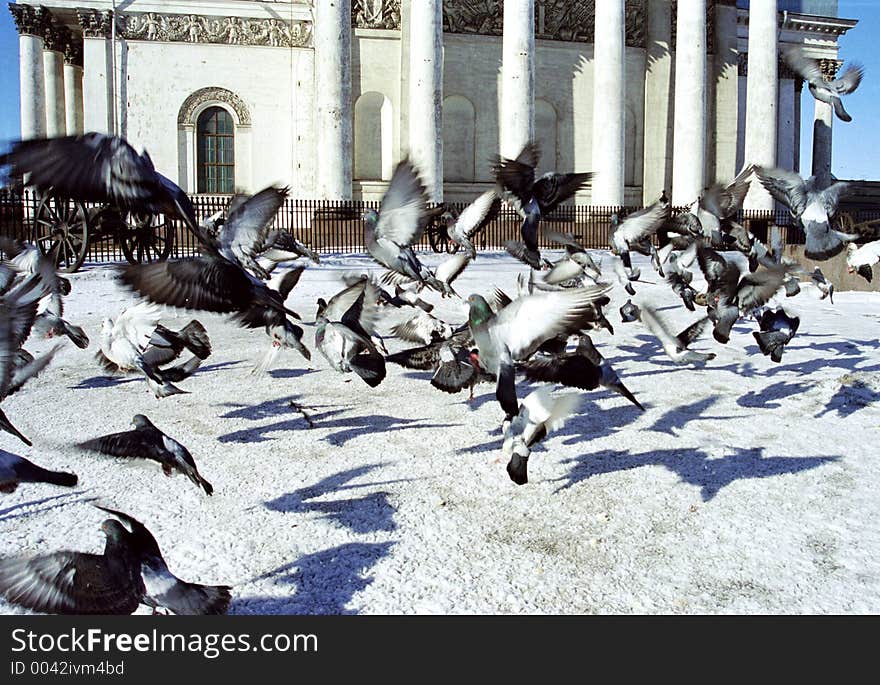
(220, 186, 289, 259)
(374, 159, 430, 247)
(753, 166, 808, 216)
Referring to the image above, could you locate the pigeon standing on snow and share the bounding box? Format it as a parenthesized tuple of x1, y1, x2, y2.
(502, 386, 581, 485)
(78, 415, 213, 495)
(0, 450, 78, 493)
(782, 45, 864, 123)
(811, 267, 834, 303)
(753, 308, 800, 363)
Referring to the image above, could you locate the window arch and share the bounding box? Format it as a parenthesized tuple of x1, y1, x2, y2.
(442, 95, 476, 182)
(354, 92, 393, 181)
(197, 107, 235, 194)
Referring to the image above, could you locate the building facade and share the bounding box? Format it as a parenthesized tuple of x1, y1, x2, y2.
(8, 0, 857, 207)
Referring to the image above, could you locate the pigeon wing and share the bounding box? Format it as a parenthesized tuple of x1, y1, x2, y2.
(753, 166, 808, 216)
(533, 172, 593, 215)
(221, 186, 289, 259)
(374, 159, 430, 247)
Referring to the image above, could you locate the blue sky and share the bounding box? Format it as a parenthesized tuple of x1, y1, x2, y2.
(0, 2, 878, 180)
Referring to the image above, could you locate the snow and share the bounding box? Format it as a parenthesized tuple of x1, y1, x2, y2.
(1, 250, 878, 614)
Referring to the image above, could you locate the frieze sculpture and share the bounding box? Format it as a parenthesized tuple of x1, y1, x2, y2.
(537, 0, 594, 42)
(443, 0, 503, 36)
(123, 12, 313, 48)
(352, 0, 401, 30)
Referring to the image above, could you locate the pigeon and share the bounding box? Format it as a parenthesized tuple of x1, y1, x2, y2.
(94, 506, 231, 615)
(519, 335, 644, 410)
(317, 275, 387, 353)
(666, 272, 698, 311)
(782, 45, 864, 122)
(543, 229, 603, 283)
(432, 252, 472, 298)
(429, 343, 493, 400)
(259, 231, 321, 270)
(638, 304, 716, 364)
(620, 299, 640, 323)
(845, 241, 879, 283)
(210, 185, 291, 280)
(0, 449, 78, 493)
(315, 289, 386, 387)
(609, 196, 670, 272)
(385, 326, 474, 372)
(811, 267, 834, 303)
(391, 310, 454, 345)
(99, 302, 188, 398)
(466, 284, 611, 416)
(753, 166, 857, 260)
(78, 415, 213, 496)
(442, 190, 500, 258)
(363, 159, 445, 292)
(502, 386, 581, 485)
(493, 142, 593, 269)
(98, 318, 210, 375)
(688, 169, 753, 242)
(0, 518, 146, 614)
(753, 308, 800, 363)
(0, 133, 198, 233)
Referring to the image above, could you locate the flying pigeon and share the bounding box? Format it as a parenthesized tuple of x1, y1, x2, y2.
(0, 449, 77, 493)
(391, 310, 454, 346)
(753, 166, 857, 260)
(442, 190, 500, 258)
(782, 45, 864, 122)
(493, 142, 593, 270)
(363, 159, 445, 292)
(811, 267, 834, 303)
(259, 231, 321, 271)
(688, 168, 753, 242)
(638, 304, 716, 364)
(316, 289, 386, 387)
(753, 308, 800, 363)
(502, 386, 581, 485)
(609, 196, 670, 273)
(429, 344, 493, 400)
(620, 299, 640, 323)
(0, 133, 198, 233)
(95, 506, 231, 615)
(78, 415, 214, 496)
(519, 335, 644, 410)
(466, 284, 611, 416)
(845, 241, 879, 282)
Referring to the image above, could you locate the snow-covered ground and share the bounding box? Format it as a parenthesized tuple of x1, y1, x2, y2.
(1, 250, 878, 614)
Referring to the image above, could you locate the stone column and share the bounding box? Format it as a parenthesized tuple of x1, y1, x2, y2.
(42, 21, 68, 138)
(77, 9, 116, 134)
(409, 0, 443, 202)
(793, 78, 802, 173)
(10, 4, 47, 139)
(671, 0, 707, 206)
(314, 0, 352, 200)
(811, 59, 838, 177)
(743, 0, 778, 210)
(63, 38, 84, 135)
(500, 0, 534, 159)
(642, 0, 672, 204)
(591, 0, 625, 206)
(713, 0, 740, 183)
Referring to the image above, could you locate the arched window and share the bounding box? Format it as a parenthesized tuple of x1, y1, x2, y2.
(442, 95, 476, 182)
(354, 92, 393, 181)
(197, 107, 235, 193)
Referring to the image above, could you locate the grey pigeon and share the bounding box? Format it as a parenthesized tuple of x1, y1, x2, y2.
(315, 289, 386, 387)
(639, 304, 716, 365)
(846, 240, 880, 283)
(754, 166, 857, 260)
(0, 449, 77, 493)
(811, 267, 834, 303)
(783, 45, 864, 122)
(78, 415, 213, 496)
(442, 190, 500, 259)
(753, 308, 800, 363)
(620, 299, 640, 323)
(609, 196, 670, 273)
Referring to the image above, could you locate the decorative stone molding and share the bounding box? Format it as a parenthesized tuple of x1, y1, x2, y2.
(624, 0, 645, 48)
(178, 87, 251, 126)
(77, 8, 117, 39)
(8, 3, 49, 37)
(442, 0, 503, 36)
(352, 0, 401, 30)
(818, 58, 842, 82)
(536, 0, 593, 42)
(64, 36, 83, 66)
(122, 12, 312, 47)
(43, 19, 69, 53)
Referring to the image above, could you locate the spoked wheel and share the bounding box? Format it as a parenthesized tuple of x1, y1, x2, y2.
(118, 211, 175, 264)
(427, 224, 458, 254)
(31, 194, 90, 272)
(834, 211, 855, 235)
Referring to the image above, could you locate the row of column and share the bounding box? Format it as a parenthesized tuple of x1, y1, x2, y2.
(10, 4, 84, 141)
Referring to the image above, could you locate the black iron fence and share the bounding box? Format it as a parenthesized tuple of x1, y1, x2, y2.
(2, 187, 879, 264)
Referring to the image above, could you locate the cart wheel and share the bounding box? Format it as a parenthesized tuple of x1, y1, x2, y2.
(834, 211, 855, 235)
(427, 224, 457, 254)
(31, 194, 90, 273)
(119, 211, 175, 264)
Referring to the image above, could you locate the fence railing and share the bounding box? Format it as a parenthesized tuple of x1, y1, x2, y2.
(3, 187, 879, 264)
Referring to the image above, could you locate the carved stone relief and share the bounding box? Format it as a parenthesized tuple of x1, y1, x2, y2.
(123, 12, 313, 48)
(442, 0, 503, 36)
(76, 9, 117, 39)
(352, 0, 401, 30)
(178, 87, 252, 126)
(8, 3, 49, 37)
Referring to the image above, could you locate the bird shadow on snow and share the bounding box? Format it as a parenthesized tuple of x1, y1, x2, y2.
(0, 491, 96, 523)
(736, 381, 813, 409)
(815, 379, 880, 419)
(265, 464, 409, 534)
(555, 446, 839, 501)
(648, 396, 741, 436)
(267, 368, 319, 380)
(69, 374, 141, 390)
(318, 415, 457, 447)
(217, 395, 351, 442)
(233, 541, 396, 615)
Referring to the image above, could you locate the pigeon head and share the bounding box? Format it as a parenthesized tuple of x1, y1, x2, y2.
(131, 414, 153, 430)
(100, 519, 130, 544)
(362, 208, 379, 225)
(441, 211, 455, 226)
(59, 277, 72, 296)
(466, 294, 493, 328)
